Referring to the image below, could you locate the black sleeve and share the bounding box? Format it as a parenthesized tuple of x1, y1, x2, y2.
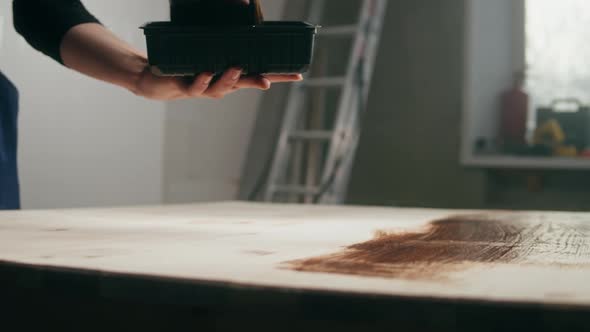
(12, 0, 102, 64)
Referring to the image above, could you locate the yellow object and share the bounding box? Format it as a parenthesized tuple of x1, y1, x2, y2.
(534, 119, 566, 146)
(553, 145, 578, 157)
(554, 145, 578, 157)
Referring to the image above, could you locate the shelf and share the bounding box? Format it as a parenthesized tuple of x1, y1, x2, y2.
(463, 155, 590, 170)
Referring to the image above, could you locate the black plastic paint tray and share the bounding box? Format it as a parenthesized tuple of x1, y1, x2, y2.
(141, 22, 319, 76)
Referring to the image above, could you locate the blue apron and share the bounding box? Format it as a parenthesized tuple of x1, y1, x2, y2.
(0, 71, 20, 210)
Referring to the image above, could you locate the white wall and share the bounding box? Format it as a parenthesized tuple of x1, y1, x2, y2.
(163, 0, 287, 203)
(0, 0, 168, 209)
(462, 0, 522, 162)
(0, 0, 286, 209)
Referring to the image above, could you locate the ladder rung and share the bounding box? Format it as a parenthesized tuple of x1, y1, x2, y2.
(319, 24, 358, 37)
(302, 77, 346, 88)
(273, 185, 321, 195)
(262, 0, 388, 204)
(289, 130, 333, 141)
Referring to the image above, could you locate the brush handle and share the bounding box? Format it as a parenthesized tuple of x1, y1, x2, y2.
(169, 0, 264, 25)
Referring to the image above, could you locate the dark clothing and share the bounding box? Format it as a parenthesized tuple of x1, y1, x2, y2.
(12, 0, 101, 64)
(1, 1, 100, 209)
(0, 72, 20, 210)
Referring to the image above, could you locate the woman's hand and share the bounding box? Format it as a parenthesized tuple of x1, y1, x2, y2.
(61, 23, 303, 101)
(135, 66, 303, 101)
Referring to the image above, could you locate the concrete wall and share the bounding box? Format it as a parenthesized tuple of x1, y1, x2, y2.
(239, 0, 489, 208)
(0, 0, 168, 209)
(163, 0, 287, 204)
(347, 0, 487, 209)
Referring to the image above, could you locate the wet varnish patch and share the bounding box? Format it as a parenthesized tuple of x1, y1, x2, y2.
(285, 214, 590, 280)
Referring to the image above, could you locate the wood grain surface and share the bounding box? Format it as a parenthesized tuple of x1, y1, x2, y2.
(288, 214, 590, 280)
(1, 202, 590, 309)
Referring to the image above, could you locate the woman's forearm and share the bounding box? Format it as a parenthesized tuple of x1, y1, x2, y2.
(60, 23, 147, 94)
(58, 22, 300, 101)
(22, 1, 300, 101)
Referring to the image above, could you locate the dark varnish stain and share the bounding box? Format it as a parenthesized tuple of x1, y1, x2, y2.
(286, 214, 590, 280)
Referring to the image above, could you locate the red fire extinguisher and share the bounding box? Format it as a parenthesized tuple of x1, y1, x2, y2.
(500, 71, 529, 148)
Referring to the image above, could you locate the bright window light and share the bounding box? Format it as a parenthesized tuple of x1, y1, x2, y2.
(526, 0, 590, 106)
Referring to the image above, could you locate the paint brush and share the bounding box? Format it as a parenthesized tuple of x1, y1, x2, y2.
(170, 0, 265, 26)
(249, 0, 265, 25)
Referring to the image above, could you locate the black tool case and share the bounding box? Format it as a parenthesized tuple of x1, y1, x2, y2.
(141, 22, 318, 76)
(537, 99, 590, 150)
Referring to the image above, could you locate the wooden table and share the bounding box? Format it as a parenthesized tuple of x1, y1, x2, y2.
(1, 202, 589, 331)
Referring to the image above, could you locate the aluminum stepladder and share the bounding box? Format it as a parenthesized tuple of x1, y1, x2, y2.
(263, 0, 388, 204)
